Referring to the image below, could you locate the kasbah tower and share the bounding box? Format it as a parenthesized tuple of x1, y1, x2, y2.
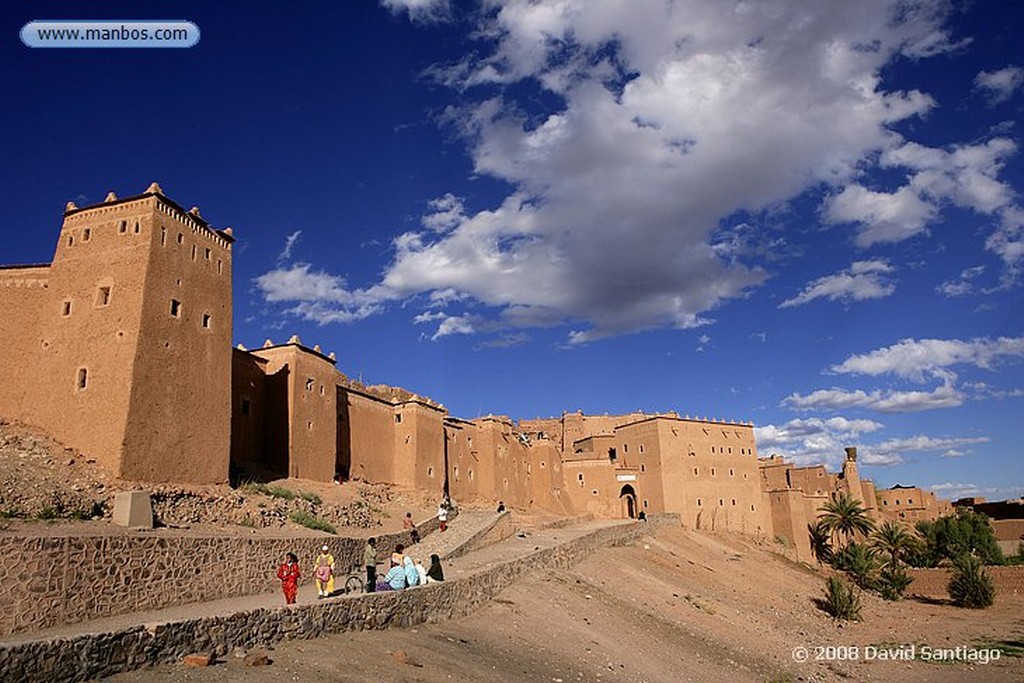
(0, 185, 950, 560)
(0, 183, 232, 482)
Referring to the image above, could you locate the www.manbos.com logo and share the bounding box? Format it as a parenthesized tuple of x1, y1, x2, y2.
(21, 21, 199, 48)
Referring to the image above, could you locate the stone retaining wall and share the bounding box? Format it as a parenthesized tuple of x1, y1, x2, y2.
(445, 510, 516, 560)
(0, 517, 671, 682)
(0, 514, 447, 638)
(907, 565, 1024, 599)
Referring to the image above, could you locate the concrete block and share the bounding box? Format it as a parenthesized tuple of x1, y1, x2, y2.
(112, 491, 153, 528)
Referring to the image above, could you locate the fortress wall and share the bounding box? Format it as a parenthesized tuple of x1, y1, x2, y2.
(122, 198, 232, 483)
(561, 460, 628, 517)
(230, 349, 269, 475)
(905, 566, 1024, 599)
(342, 389, 396, 483)
(528, 441, 574, 515)
(395, 401, 444, 490)
(767, 489, 813, 562)
(0, 516, 661, 683)
(0, 266, 49, 419)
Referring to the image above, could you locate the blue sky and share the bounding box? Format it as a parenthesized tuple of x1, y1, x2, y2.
(4, 1, 1023, 501)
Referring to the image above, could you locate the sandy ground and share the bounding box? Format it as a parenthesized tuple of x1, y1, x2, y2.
(102, 525, 1024, 683)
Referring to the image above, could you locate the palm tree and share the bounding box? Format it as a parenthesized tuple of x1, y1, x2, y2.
(808, 520, 833, 564)
(819, 492, 875, 550)
(870, 521, 919, 569)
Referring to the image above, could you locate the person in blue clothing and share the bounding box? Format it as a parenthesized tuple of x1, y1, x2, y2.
(403, 555, 419, 587)
(377, 560, 407, 591)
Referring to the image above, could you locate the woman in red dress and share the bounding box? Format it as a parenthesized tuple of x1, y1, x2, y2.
(276, 552, 301, 604)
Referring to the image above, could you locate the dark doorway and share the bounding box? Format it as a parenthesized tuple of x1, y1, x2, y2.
(619, 484, 637, 519)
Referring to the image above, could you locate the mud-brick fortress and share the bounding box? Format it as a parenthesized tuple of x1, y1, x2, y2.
(0, 186, 950, 560)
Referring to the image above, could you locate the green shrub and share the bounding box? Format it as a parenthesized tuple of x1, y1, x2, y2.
(289, 510, 336, 534)
(36, 507, 59, 520)
(822, 575, 861, 621)
(299, 491, 322, 505)
(948, 553, 995, 608)
(831, 542, 879, 589)
(877, 565, 914, 601)
(240, 482, 296, 500)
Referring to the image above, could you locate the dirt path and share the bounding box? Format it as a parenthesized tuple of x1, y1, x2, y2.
(101, 524, 1023, 683)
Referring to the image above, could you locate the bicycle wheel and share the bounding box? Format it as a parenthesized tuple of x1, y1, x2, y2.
(344, 575, 363, 595)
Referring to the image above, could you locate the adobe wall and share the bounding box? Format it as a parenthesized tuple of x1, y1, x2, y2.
(341, 388, 397, 483)
(230, 349, 269, 475)
(121, 196, 233, 483)
(0, 517, 660, 683)
(0, 265, 49, 420)
(906, 566, 1024, 599)
(561, 459, 631, 518)
(395, 400, 445, 490)
(766, 489, 813, 562)
(250, 344, 339, 482)
(23, 198, 153, 476)
(654, 418, 768, 535)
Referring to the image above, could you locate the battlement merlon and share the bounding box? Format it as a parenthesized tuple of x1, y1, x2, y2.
(63, 183, 236, 249)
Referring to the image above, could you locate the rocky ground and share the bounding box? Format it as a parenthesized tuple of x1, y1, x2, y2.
(0, 419, 432, 536)
(103, 525, 1023, 683)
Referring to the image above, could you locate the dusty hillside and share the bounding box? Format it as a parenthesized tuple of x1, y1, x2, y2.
(105, 524, 1024, 683)
(0, 419, 434, 535)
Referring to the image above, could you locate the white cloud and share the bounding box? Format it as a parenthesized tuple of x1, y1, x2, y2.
(830, 335, 1024, 382)
(262, 1, 1009, 341)
(974, 66, 1023, 104)
(779, 260, 895, 308)
(380, 0, 450, 23)
(782, 382, 964, 413)
(936, 265, 984, 297)
(755, 416, 883, 467)
(277, 230, 302, 261)
(824, 137, 1019, 248)
(254, 264, 387, 324)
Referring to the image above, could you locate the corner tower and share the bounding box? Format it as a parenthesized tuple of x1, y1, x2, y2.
(23, 184, 233, 482)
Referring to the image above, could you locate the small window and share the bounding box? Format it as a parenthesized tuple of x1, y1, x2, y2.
(241, 398, 251, 415)
(591, 489, 598, 495)
(319, 384, 324, 396)
(76, 367, 88, 390)
(307, 421, 313, 430)
(170, 299, 181, 317)
(201, 313, 211, 329)
(217, 259, 223, 274)
(96, 286, 111, 307)
(83, 228, 91, 242)
(719, 499, 724, 506)
(639, 444, 645, 453)
(177, 232, 183, 245)
(191, 245, 197, 261)
(133, 221, 140, 234)
(711, 468, 716, 476)
(577, 473, 584, 481)
(640, 464, 645, 472)
(395, 413, 402, 423)
(697, 499, 702, 506)
(62, 300, 72, 316)
(729, 468, 734, 477)
(119, 220, 127, 234)
(623, 444, 628, 453)
(468, 469, 474, 481)
(205, 247, 211, 260)
(643, 500, 648, 508)
(711, 446, 716, 453)
(67, 234, 74, 247)
(751, 505, 756, 511)
(731, 499, 736, 506)
(305, 378, 314, 391)
(161, 226, 166, 246)
(693, 467, 698, 475)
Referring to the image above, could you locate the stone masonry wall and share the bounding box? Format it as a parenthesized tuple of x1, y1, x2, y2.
(0, 515, 444, 638)
(0, 516, 670, 682)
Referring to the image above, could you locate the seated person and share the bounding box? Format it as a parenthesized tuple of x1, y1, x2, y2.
(376, 561, 407, 591)
(426, 553, 445, 583)
(403, 555, 419, 587)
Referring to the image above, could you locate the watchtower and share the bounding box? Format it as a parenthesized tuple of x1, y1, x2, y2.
(14, 183, 234, 482)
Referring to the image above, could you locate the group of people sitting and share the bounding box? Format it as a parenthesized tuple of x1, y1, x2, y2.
(376, 543, 444, 591)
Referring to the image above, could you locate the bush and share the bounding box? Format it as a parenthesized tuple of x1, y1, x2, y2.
(948, 553, 995, 608)
(299, 491, 322, 505)
(822, 575, 861, 621)
(831, 542, 879, 589)
(877, 565, 913, 601)
(240, 482, 296, 500)
(913, 511, 1004, 567)
(289, 510, 336, 534)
